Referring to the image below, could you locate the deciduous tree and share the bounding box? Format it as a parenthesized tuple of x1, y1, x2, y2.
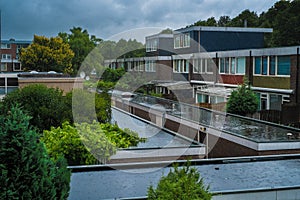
(20, 35, 74, 73)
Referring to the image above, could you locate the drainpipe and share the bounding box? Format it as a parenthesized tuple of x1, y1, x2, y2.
(296, 47, 299, 104)
(215, 53, 218, 84)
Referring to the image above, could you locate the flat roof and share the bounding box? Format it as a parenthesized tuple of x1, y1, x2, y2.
(145, 33, 173, 40)
(68, 155, 300, 200)
(1, 39, 32, 44)
(175, 26, 273, 34)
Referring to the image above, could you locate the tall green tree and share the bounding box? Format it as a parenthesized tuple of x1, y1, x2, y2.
(226, 81, 259, 116)
(260, 0, 300, 47)
(0, 106, 70, 199)
(148, 162, 211, 200)
(228, 9, 259, 27)
(59, 27, 102, 74)
(20, 35, 74, 74)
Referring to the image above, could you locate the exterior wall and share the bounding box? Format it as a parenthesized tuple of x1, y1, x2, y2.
(156, 60, 173, 81)
(200, 31, 264, 52)
(18, 77, 84, 94)
(220, 74, 244, 85)
(1, 40, 31, 72)
(146, 37, 174, 57)
(252, 76, 290, 89)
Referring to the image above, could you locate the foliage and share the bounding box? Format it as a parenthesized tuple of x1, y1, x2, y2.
(98, 39, 145, 60)
(59, 27, 102, 74)
(101, 67, 126, 82)
(71, 89, 111, 124)
(148, 162, 212, 200)
(0, 106, 70, 200)
(226, 81, 259, 116)
(42, 121, 100, 165)
(20, 35, 74, 74)
(1, 84, 72, 132)
(260, 0, 300, 47)
(42, 121, 145, 165)
(186, 1, 300, 47)
(159, 28, 173, 34)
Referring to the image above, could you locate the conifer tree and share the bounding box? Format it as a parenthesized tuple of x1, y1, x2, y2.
(0, 106, 70, 199)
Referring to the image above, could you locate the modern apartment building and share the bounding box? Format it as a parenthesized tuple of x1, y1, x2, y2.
(104, 26, 300, 124)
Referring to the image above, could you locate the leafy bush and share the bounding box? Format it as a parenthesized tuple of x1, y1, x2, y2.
(42, 121, 145, 165)
(1, 84, 72, 132)
(148, 162, 211, 200)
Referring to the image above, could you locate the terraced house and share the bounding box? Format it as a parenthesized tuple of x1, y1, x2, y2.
(105, 26, 300, 125)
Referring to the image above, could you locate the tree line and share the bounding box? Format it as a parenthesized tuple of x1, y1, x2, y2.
(20, 27, 145, 75)
(186, 0, 300, 47)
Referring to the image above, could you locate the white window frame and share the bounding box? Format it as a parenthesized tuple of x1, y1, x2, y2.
(1, 63, 7, 71)
(193, 58, 214, 74)
(1, 43, 11, 49)
(173, 59, 189, 73)
(219, 57, 246, 75)
(13, 63, 22, 71)
(145, 60, 156, 72)
(174, 33, 190, 49)
(253, 56, 290, 77)
(2, 54, 12, 60)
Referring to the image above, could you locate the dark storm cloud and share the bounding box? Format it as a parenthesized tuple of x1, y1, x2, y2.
(0, 0, 277, 41)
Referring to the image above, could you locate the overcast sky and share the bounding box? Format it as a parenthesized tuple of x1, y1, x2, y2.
(0, 0, 278, 43)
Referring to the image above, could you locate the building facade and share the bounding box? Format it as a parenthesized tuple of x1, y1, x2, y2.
(104, 26, 300, 124)
(0, 39, 31, 72)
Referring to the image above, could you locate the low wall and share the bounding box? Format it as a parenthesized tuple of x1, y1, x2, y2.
(112, 97, 300, 158)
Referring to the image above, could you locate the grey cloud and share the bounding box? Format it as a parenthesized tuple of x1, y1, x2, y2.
(0, 0, 277, 41)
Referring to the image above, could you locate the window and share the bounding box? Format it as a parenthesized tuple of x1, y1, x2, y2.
(145, 61, 156, 72)
(254, 56, 290, 76)
(1, 43, 11, 49)
(219, 57, 245, 75)
(146, 39, 158, 52)
(277, 56, 290, 75)
(127, 62, 133, 71)
(173, 59, 189, 73)
(13, 63, 22, 71)
(193, 58, 214, 74)
(257, 92, 287, 111)
(174, 33, 190, 48)
(269, 56, 276, 75)
(134, 61, 144, 71)
(236, 57, 246, 74)
(2, 54, 12, 60)
(1, 63, 7, 71)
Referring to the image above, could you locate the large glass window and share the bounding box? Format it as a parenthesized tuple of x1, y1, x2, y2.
(193, 58, 214, 74)
(269, 56, 276, 75)
(277, 56, 290, 75)
(236, 57, 246, 74)
(146, 39, 158, 52)
(254, 57, 261, 74)
(145, 61, 156, 72)
(220, 57, 245, 75)
(174, 33, 190, 48)
(254, 56, 290, 76)
(174, 59, 189, 73)
(262, 56, 268, 75)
